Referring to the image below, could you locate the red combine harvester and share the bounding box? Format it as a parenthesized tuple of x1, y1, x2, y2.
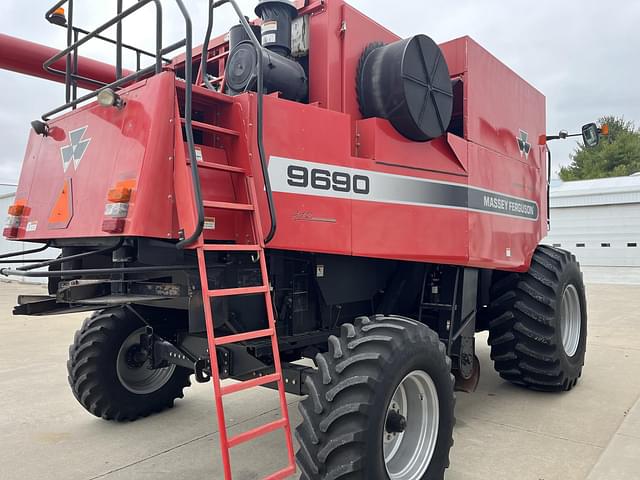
(1, 0, 600, 478)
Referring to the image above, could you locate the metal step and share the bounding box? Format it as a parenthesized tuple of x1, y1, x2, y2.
(228, 418, 288, 448)
(193, 161, 246, 174)
(203, 200, 254, 211)
(176, 81, 233, 104)
(181, 118, 239, 137)
(221, 373, 281, 396)
(208, 285, 269, 298)
(214, 328, 274, 346)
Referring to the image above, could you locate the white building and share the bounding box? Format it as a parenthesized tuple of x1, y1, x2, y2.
(544, 175, 640, 267)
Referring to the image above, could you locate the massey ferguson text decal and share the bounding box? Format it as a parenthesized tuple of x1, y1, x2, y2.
(270, 157, 539, 221)
(476, 192, 537, 218)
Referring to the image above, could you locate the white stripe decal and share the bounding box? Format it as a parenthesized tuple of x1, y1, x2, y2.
(268, 157, 539, 221)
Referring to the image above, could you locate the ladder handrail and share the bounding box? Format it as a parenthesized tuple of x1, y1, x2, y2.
(200, 0, 218, 93)
(179, 0, 278, 248)
(173, 0, 203, 251)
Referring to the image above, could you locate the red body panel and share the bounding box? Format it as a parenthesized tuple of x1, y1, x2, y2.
(8, 0, 547, 272)
(13, 73, 177, 240)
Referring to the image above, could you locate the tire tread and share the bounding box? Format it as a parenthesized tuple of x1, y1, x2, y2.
(295, 315, 455, 479)
(487, 246, 586, 392)
(67, 308, 191, 421)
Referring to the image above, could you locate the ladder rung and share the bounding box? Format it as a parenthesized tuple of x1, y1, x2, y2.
(221, 373, 281, 396)
(202, 244, 261, 252)
(209, 285, 268, 298)
(203, 200, 254, 211)
(228, 418, 288, 448)
(263, 465, 297, 480)
(182, 118, 240, 137)
(194, 161, 246, 174)
(215, 328, 274, 346)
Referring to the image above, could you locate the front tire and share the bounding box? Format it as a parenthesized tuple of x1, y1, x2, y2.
(295, 315, 455, 480)
(67, 307, 192, 421)
(487, 245, 587, 391)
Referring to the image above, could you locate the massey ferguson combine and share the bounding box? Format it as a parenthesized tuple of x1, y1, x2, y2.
(0, 0, 598, 478)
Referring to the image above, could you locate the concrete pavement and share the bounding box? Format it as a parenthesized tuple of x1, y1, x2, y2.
(581, 266, 640, 285)
(1, 281, 639, 480)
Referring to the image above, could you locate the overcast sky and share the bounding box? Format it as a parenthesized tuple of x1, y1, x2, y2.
(1, 0, 638, 184)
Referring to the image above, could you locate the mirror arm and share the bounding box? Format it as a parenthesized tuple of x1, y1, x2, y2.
(546, 132, 582, 142)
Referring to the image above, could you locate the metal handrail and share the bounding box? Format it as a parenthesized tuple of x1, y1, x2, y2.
(45, 0, 75, 104)
(45, 0, 163, 74)
(174, 0, 200, 249)
(39, 0, 277, 247)
(42, 39, 186, 120)
(200, 0, 218, 92)
(42, 0, 164, 117)
(179, 0, 277, 247)
(71, 26, 173, 70)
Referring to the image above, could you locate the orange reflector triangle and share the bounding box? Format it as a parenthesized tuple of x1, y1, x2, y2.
(49, 178, 73, 227)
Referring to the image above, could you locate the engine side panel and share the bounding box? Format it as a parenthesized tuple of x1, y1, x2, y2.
(254, 90, 542, 270)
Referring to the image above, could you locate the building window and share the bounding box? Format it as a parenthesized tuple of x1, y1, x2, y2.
(576, 243, 586, 248)
(553, 243, 562, 248)
(601, 243, 611, 248)
(628, 243, 638, 248)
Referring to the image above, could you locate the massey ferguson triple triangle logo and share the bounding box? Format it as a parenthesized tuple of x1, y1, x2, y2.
(517, 130, 532, 159)
(60, 126, 91, 172)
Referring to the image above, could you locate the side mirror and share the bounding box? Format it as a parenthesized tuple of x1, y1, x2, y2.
(582, 123, 600, 148)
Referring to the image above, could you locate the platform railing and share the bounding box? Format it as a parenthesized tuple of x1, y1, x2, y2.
(37, 0, 277, 249)
(41, 0, 192, 119)
(44, 0, 167, 101)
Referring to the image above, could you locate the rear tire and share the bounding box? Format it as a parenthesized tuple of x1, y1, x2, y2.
(487, 246, 587, 391)
(295, 315, 455, 480)
(67, 307, 192, 421)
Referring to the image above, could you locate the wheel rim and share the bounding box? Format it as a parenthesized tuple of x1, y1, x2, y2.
(116, 327, 176, 395)
(560, 284, 582, 357)
(383, 370, 440, 480)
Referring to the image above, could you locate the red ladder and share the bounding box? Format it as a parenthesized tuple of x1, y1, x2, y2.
(179, 118, 295, 477)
